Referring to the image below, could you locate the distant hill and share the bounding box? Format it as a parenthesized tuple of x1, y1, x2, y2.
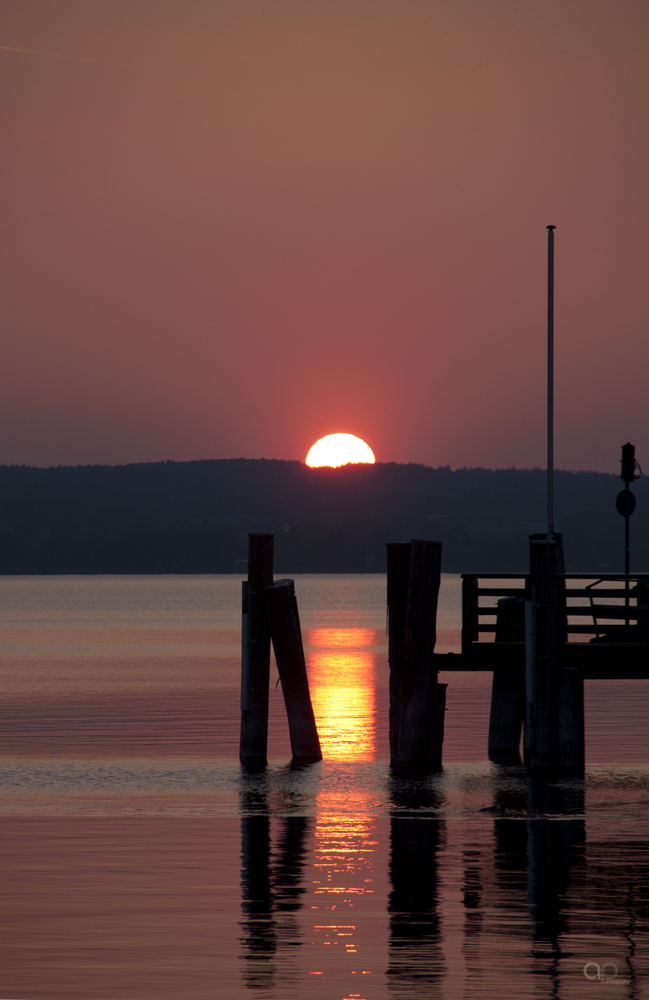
(0, 459, 645, 573)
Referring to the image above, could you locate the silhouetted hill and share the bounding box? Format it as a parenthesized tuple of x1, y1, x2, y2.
(0, 459, 646, 573)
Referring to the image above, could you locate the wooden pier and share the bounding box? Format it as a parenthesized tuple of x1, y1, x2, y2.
(431, 534, 649, 772)
(240, 531, 649, 773)
(442, 569, 649, 680)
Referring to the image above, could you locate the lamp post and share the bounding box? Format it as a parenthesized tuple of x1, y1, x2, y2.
(617, 443, 638, 624)
(547, 225, 556, 540)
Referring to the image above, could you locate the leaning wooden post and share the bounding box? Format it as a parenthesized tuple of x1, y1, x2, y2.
(525, 533, 564, 769)
(387, 543, 412, 761)
(264, 579, 322, 761)
(396, 539, 446, 768)
(488, 596, 526, 765)
(240, 533, 274, 762)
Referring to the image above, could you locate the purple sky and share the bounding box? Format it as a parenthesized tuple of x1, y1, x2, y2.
(1, 1, 648, 472)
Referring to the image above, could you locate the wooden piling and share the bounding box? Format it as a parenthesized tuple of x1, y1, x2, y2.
(558, 657, 584, 772)
(524, 598, 535, 766)
(387, 543, 412, 761)
(525, 533, 566, 768)
(488, 596, 526, 765)
(264, 579, 322, 761)
(239, 533, 274, 762)
(395, 539, 446, 768)
(556, 558, 584, 771)
(240, 580, 250, 711)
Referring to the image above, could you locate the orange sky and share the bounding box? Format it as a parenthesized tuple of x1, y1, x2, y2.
(1, 1, 648, 472)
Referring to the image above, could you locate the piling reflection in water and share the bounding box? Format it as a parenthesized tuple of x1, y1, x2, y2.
(307, 629, 377, 760)
(481, 769, 649, 995)
(240, 770, 275, 992)
(239, 767, 313, 993)
(388, 775, 446, 996)
(524, 776, 644, 993)
(240, 811, 275, 990)
(490, 774, 529, 953)
(526, 778, 585, 948)
(236, 763, 649, 996)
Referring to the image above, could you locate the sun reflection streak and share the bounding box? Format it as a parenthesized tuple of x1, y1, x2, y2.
(306, 629, 376, 761)
(310, 788, 378, 979)
(314, 805, 378, 892)
(304, 630, 379, 974)
(305, 630, 380, 977)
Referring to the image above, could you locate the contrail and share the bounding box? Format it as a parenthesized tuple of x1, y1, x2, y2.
(0, 44, 122, 67)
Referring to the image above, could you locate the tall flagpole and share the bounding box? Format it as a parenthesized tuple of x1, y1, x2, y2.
(547, 225, 556, 540)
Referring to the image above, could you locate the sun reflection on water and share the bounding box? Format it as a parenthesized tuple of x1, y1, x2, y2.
(310, 789, 378, 982)
(314, 803, 378, 896)
(305, 629, 379, 979)
(306, 628, 377, 761)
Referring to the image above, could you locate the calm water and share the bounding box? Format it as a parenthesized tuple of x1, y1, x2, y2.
(0, 574, 647, 999)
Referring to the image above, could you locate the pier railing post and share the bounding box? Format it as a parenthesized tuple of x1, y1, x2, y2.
(264, 579, 322, 761)
(461, 576, 479, 656)
(635, 580, 649, 638)
(395, 539, 446, 768)
(240, 533, 274, 762)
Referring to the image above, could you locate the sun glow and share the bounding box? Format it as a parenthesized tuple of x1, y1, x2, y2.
(306, 433, 375, 468)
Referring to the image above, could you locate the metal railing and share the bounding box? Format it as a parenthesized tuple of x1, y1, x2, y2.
(562, 574, 649, 643)
(461, 574, 528, 655)
(461, 572, 649, 652)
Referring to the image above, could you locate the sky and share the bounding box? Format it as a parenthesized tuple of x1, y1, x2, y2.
(1, 0, 648, 473)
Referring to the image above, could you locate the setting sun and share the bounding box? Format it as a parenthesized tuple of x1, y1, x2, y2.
(306, 433, 375, 468)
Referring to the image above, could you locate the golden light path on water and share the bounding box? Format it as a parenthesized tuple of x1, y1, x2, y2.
(310, 803, 378, 984)
(305, 628, 379, 987)
(307, 628, 376, 761)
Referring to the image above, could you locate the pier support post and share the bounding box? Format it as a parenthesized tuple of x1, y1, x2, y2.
(488, 597, 526, 765)
(264, 579, 322, 761)
(391, 539, 446, 769)
(558, 656, 584, 772)
(557, 556, 584, 772)
(240, 533, 274, 762)
(387, 543, 412, 761)
(525, 533, 572, 769)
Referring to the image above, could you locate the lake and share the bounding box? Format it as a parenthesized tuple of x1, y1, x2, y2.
(0, 574, 647, 999)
